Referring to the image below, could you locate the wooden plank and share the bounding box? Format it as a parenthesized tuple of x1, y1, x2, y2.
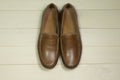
(81, 29, 120, 46)
(0, 0, 120, 10)
(0, 64, 120, 80)
(0, 46, 120, 64)
(0, 47, 38, 64)
(0, 29, 120, 46)
(0, 10, 120, 29)
(78, 10, 120, 28)
(0, 11, 42, 29)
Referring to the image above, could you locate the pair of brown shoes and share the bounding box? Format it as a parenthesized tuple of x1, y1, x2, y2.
(38, 3, 82, 69)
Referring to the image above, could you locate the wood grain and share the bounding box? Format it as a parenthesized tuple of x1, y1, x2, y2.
(0, 0, 120, 80)
(0, 10, 120, 29)
(0, 64, 120, 80)
(0, 0, 120, 10)
(0, 29, 120, 46)
(0, 46, 120, 64)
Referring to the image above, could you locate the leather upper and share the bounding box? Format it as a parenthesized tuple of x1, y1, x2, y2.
(38, 4, 59, 68)
(38, 3, 82, 69)
(60, 3, 82, 68)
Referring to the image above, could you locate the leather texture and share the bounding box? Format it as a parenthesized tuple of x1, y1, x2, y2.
(38, 3, 59, 69)
(60, 3, 82, 68)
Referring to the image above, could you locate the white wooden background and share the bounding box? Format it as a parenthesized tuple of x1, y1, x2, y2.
(0, 0, 120, 80)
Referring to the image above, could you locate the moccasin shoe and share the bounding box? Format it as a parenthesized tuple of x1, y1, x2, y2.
(38, 3, 59, 69)
(60, 3, 82, 68)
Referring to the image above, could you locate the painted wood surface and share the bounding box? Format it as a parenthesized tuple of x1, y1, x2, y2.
(0, 0, 120, 80)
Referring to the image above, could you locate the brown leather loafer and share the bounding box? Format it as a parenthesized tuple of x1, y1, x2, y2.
(60, 3, 82, 68)
(38, 3, 59, 69)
